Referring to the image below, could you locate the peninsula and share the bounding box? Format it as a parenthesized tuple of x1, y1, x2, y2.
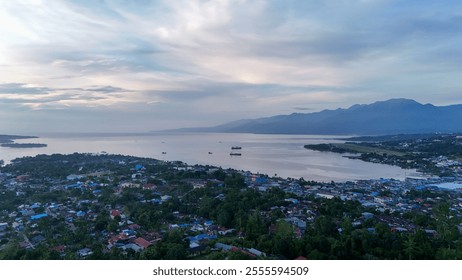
(0, 134, 47, 149)
(305, 133, 462, 177)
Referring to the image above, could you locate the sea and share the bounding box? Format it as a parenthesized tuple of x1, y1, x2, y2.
(0, 132, 420, 182)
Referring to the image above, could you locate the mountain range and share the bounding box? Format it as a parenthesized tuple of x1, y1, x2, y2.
(176, 98, 462, 135)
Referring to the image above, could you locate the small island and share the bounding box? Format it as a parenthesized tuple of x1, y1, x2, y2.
(0, 134, 47, 149)
(1, 143, 47, 148)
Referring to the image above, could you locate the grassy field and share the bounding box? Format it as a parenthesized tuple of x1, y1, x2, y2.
(334, 143, 406, 156)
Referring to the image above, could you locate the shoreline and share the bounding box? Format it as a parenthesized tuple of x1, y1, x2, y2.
(0, 134, 47, 149)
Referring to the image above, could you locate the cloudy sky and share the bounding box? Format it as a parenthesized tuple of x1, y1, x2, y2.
(1, 0, 461, 133)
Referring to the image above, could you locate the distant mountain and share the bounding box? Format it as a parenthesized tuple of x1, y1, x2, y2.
(178, 99, 462, 135)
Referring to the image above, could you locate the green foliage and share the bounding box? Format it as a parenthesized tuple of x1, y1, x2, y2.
(141, 241, 187, 260)
(0, 190, 24, 211)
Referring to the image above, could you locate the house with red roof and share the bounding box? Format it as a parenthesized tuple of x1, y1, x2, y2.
(133, 237, 152, 250)
(110, 210, 121, 219)
(107, 233, 130, 249)
(128, 223, 141, 230)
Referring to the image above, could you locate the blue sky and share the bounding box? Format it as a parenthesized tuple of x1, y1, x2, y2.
(1, 0, 461, 133)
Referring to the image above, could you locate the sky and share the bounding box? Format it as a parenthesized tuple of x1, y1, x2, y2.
(1, 0, 462, 134)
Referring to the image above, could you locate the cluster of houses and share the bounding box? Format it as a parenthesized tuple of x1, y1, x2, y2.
(105, 209, 161, 253)
(2, 154, 462, 259)
(242, 171, 462, 236)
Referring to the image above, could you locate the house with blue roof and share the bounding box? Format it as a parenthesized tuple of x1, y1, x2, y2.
(20, 209, 35, 217)
(65, 182, 83, 189)
(31, 202, 41, 209)
(255, 177, 268, 184)
(151, 198, 162, 204)
(76, 211, 86, 217)
(77, 248, 93, 258)
(87, 182, 99, 188)
(48, 203, 59, 210)
(122, 229, 136, 236)
(284, 198, 299, 204)
(215, 242, 233, 251)
(187, 233, 217, 243)
(0, 222, 8, 232)
(30, 213, 48, 220)
(67, 174, 84, 181)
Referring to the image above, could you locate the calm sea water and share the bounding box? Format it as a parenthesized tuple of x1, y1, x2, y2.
(0, 132, 419, 182)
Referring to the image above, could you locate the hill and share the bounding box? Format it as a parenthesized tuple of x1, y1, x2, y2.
(178, 99, 462, 135)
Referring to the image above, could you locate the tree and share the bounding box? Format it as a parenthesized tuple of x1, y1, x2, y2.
(0, 241, 25, 259)
(94, 214, 109, 231)
(217, 208, 233, 228)
(313, 215, 337, 237)
(412, 229, 434, 259)
(272, 220, 296, 257)
(164, 243, 187, 259)
(246, 212, 266, 241)
(402, 234, 417, 260)
(433, 202, 460, 246)
(224, 174, 246, 189)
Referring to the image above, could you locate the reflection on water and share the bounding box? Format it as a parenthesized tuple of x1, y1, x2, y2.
(0, 132, 419, 182)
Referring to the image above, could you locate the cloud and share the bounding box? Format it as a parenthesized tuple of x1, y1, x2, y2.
(293, 107, 315, 111)
(84, 85, 134, 93)
(0, 82, 136, 110)
(1, 0, 462, 132)
(0, 83, 51, 94)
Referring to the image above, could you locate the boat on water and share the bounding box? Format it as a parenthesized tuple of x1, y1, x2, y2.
(230, 152, 242, 156)
(208, 152, 213, 154)
(231, 146, 242, 150)
(162, 152, 167, 154)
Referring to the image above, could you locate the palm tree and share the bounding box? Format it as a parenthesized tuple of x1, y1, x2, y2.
(402, 234, 417, 260)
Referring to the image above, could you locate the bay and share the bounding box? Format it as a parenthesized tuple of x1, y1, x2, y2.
(0, 132, 419, 182)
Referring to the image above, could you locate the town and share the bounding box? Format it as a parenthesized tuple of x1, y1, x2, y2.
(305, 133, 462, 177)
(1, 144, 462, 259)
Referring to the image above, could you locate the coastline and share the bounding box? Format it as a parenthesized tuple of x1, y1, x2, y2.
(0, 134, 47, 149)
